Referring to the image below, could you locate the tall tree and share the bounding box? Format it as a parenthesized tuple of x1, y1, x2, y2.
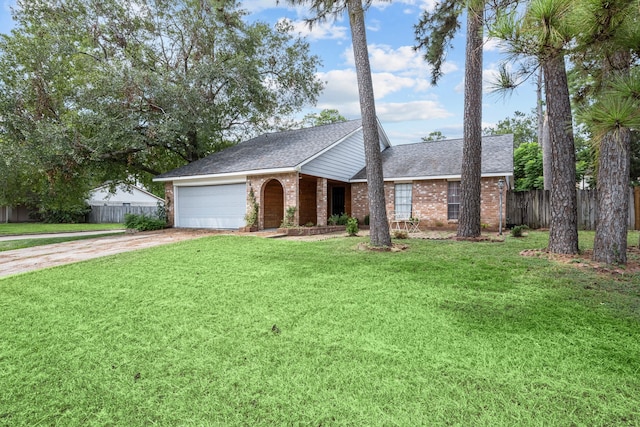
(491, 0, 579, 254)
(0, 0, 323, 208)
(457, 0, 485, 237)
(286, 0, 391, 247)
(416, 0, 486, 237)
(572, 0, 640, 264)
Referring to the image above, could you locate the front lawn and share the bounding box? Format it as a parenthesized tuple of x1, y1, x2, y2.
(1, 232, 638, 425)
(0, 222, 124, 236)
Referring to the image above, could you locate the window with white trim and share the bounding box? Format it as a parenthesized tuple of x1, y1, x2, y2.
(394, 183, 412, 220)
(447, 181, 460, 220)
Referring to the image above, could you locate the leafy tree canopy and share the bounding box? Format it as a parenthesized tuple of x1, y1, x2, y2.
(484, 110, 538, 148)
(421, 131, 447, 142)
(0, 0, 323, 211)
(302, 108, 347, 127)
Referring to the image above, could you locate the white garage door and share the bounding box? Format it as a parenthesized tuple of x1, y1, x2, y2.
(175, 184, 246, 229)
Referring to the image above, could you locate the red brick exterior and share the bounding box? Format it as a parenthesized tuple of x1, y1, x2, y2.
(164, 175, 506, 231)
(351, 177, 506, 230)
(248, 173, 299, 229)
(316, 178, 328, 226)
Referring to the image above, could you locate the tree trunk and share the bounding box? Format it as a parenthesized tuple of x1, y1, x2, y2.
(538, 70, 553, 191)
(543, 53, 578, 254)
(593, 50, 631, 264)
(457, 2, 483, 238)
(542, 113, 552, 191)
(347, 0, 391, 247)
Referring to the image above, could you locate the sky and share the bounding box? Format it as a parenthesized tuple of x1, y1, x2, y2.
(0, 0, 538, 145)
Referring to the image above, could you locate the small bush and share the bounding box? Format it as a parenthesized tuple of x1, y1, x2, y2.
(346, 217, 359, 236)
(280, 206, 297, 228)
(244, 187, 259, 227)
(124, 213, 166, 231)
(39, 204, 91, 224)
(364, 215, 370, 226)
(393, 230, 409, 239)
(510, 225, 529, 237)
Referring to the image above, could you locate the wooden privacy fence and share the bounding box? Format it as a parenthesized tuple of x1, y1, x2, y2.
(88, 205, 159, 224)
(506, 188, 639, 230)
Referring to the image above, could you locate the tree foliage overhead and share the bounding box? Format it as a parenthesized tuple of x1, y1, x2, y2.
(0, 0, 323, 208)
(484, 110, 538, 147)
(302, 108, 347, 127)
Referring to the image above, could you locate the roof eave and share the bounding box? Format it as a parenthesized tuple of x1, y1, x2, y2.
(153, 167, 298, 183)
(350, 172, 514, 183)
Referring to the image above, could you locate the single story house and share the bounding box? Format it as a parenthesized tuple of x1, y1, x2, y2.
(88, 183, 165, 207)
(87, 183, 165, 224)
(153, 119, 513, 230)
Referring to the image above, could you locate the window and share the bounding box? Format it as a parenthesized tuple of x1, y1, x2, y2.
(394, 183, 412, 220)
(447, 181, 460, 220)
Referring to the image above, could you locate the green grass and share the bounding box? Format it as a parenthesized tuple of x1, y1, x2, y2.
(0, 234, 125, 252)
(0, 222, 124, 236)
(1, 231, 639, 426)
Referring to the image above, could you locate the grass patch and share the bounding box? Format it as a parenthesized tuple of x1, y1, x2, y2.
(0, 223, 124, 236)
(0, 231, 639, 425)
(0, 234, 125, 252)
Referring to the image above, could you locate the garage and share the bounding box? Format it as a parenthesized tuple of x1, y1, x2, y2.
(175, 184, 246, 229)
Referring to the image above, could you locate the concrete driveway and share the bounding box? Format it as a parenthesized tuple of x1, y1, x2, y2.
(0, 229, 221, 279)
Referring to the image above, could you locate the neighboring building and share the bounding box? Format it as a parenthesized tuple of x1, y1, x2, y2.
(87, 183, 164, 224)
(88, 183, 164, 207)
(154, 119, 513, 230)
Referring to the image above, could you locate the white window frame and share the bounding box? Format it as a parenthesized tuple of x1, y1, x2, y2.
(394, 183, 413, 220)
(447, 181, 461, 220)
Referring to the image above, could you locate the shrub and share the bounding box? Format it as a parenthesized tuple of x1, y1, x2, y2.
(510, 225, 529, 237)
(244, 187, 259, 227)
(393, 230, 408, 239)
(39, 204, 92, 223)
(328, 213, 350, 226)
(280, 206, 297, 228)
(346, 217, 359, 236)
(364, 214, 370, 226)
(124, 213, 166, 231)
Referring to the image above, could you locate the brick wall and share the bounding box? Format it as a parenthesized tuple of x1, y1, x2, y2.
(248, 172, 299, 229)
(351, 177, 506, 230)
(164, 182, 174, 227)
(351, 182, 369, 222)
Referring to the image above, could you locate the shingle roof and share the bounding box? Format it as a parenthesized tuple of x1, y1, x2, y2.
(351, 134, 514, 180)
(155, 120, 363, 180)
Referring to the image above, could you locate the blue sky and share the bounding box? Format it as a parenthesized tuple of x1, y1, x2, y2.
(0, 0, 537, 145)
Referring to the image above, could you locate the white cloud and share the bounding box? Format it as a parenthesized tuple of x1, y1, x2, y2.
(280, 18, 348, 41)
(377, 100, 453, 122)
(483, 36, 507, 52)
(317, 67, 424, 105)
(341, 44, 440, 89)
(241, 0, 283, 14)
(367, 19, 381, 32)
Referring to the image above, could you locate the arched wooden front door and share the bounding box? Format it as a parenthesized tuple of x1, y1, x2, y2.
(263, 179, 284, 229)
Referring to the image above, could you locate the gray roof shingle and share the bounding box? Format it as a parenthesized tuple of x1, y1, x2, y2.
(155, 119, 363, 179)
(351, 134, 514, 180)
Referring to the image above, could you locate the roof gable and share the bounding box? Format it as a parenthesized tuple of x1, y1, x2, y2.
(155, 120, 366, 181)
(351, 134, 514, 181)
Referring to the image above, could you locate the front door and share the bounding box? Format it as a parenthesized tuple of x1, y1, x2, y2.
(331, 187, 345, 216)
